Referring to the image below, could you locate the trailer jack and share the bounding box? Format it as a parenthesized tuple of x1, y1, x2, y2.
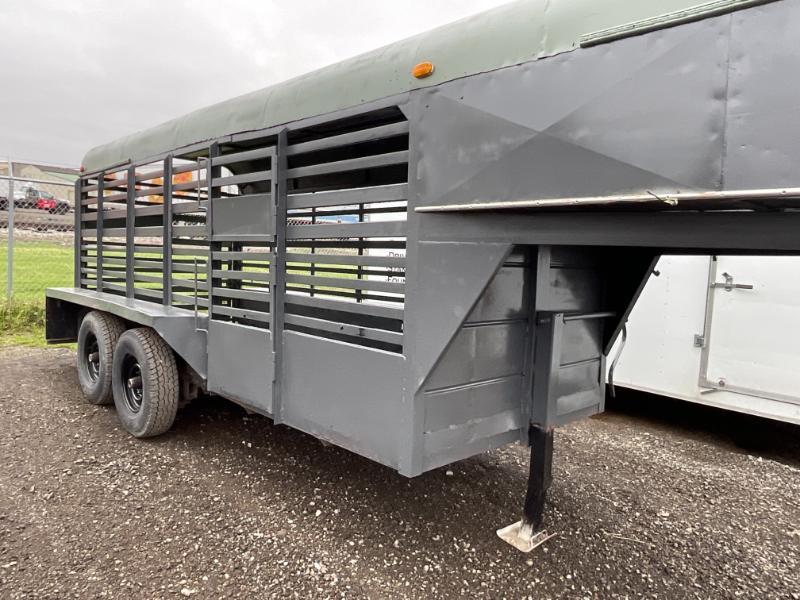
(497, 425, 555, 552)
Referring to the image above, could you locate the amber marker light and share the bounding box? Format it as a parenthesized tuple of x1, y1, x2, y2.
(412, 61, 435, 79)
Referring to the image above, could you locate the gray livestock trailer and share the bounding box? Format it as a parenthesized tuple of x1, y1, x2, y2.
(46, 0, 800, 552)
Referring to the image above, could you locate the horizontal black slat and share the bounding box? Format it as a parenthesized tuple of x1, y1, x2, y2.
(287, 121, 408, 156)
(284, 314, 403, 346)
(284, 273, 403, 294)
(287, 183, 407, 210)
(287, 220, 406, 240)
(286, 150, 408, 179)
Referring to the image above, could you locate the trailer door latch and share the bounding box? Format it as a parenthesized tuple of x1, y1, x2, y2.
(711, 272, 754, 292)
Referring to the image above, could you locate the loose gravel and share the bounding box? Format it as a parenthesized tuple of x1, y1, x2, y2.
(1, 347, 798, 599)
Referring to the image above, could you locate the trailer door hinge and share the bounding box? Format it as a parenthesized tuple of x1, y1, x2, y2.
(693, 334, 705, 348)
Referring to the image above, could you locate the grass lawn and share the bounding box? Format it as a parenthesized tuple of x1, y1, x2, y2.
(0, 239, 74, 347)
(0, 239, 74, 302)
(0, 240, 370, 347)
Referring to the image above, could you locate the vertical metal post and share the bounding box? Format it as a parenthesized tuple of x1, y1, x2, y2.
(356, 202, 364, 302)
(522, 425, 554, 532)
(96, 174, 104, 292)
(125, 165, 136, 298)
(73, 176, 81, 288)
(206, 145, 220, 318)
(271, 130, 288, 423)
(6, 159, 14, 297)
(163, 156, 173, 306)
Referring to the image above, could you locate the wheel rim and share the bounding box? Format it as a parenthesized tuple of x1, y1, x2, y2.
(83, 333, 100, 382)
(122, 355, 144, 413)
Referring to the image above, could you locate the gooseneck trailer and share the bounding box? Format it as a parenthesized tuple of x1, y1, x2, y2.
(47, 0, 800, 551)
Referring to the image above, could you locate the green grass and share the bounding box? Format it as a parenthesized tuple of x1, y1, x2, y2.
(0, 239, 74, 302)
(0, 240, 365, 347)
(0, 240, 74, 347)
(0, 300, 48, 348)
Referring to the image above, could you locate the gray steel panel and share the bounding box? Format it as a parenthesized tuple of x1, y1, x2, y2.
(207, 320, 273, 414)
(560, 319, 603, 366)
(212, 195, 273, 239)
(536, 265, 602, 313)
(416, 211, 800, 253)
(425, 323, 526, 391)
(554, 360, 602, 412)
(422, 409, 522, 458)
(423, 375, 523, 433)
(281, 331, 404, 469)
(409, 15, 729, 216)
(465, 265, 527, 323)
(405, 241, 511, 394)
(723, 2, 800, 188)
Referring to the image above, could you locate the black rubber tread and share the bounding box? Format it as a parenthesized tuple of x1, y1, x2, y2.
(112, 328, 179, 438)
(76, 311, 126, 405)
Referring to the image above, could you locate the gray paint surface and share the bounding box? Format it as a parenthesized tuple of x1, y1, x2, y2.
(81, 0, 754, 172)
(281, 332, 404, 469)
(48, 0, 800, 479)
(207, 321, 274, 414)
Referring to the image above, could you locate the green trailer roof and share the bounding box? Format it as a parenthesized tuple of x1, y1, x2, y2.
(83, 0, 733, 172)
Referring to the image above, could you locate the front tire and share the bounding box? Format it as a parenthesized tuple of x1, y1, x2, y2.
(77, 311, 125, 405)
(112, 328, 179, 438)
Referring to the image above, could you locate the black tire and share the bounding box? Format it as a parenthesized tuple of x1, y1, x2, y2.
(77, 311, 126, 405)
(112, 328, 179, 438)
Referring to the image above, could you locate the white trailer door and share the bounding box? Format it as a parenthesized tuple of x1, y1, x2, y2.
(701, 256, 800, 405)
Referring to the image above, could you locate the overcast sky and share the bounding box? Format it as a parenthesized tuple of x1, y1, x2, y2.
(0, 0, 509, 167)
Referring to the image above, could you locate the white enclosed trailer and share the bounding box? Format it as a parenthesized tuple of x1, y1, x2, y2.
(611, 255, 800, 426)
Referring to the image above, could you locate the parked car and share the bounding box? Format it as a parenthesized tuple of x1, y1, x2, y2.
(12, 186, 71, 213)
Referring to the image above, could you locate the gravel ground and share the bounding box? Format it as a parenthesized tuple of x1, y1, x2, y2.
(1, 347, 798, 599)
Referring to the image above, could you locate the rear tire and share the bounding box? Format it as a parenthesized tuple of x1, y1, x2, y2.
(112, 328, 179, 438)
(77, 311, 125, 405)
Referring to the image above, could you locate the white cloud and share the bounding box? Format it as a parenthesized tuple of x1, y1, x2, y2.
(0, 0, 509, 166)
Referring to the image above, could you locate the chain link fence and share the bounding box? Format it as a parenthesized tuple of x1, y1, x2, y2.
(1, 159, 78, 305)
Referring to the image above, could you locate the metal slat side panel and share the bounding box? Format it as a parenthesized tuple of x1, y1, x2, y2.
(285, 293, 403, 320)
(96, 175, 104, 292)
(125, 166, 135, 298)
(286, 150, 408, 179)
(163, 156, 173, 306)
(285, 274, 403, 294)
(206, 147, 218, 318)
(74, 178, 83, 288)
(280, 108, 408, 352)
(285, 252, 405, 269)
(284, 313, 402, 345)
(287, 121, 409, 156)
(211, 147, 272, 167)
(287, 221, 407, 240)
(287, 183, 407, 210)
(212, 170, 272, 188)
(272, 131, 289, 422)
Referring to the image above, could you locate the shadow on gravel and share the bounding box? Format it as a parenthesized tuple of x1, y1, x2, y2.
(168, 394, 527, 546)
(604, 388, 800, 469)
